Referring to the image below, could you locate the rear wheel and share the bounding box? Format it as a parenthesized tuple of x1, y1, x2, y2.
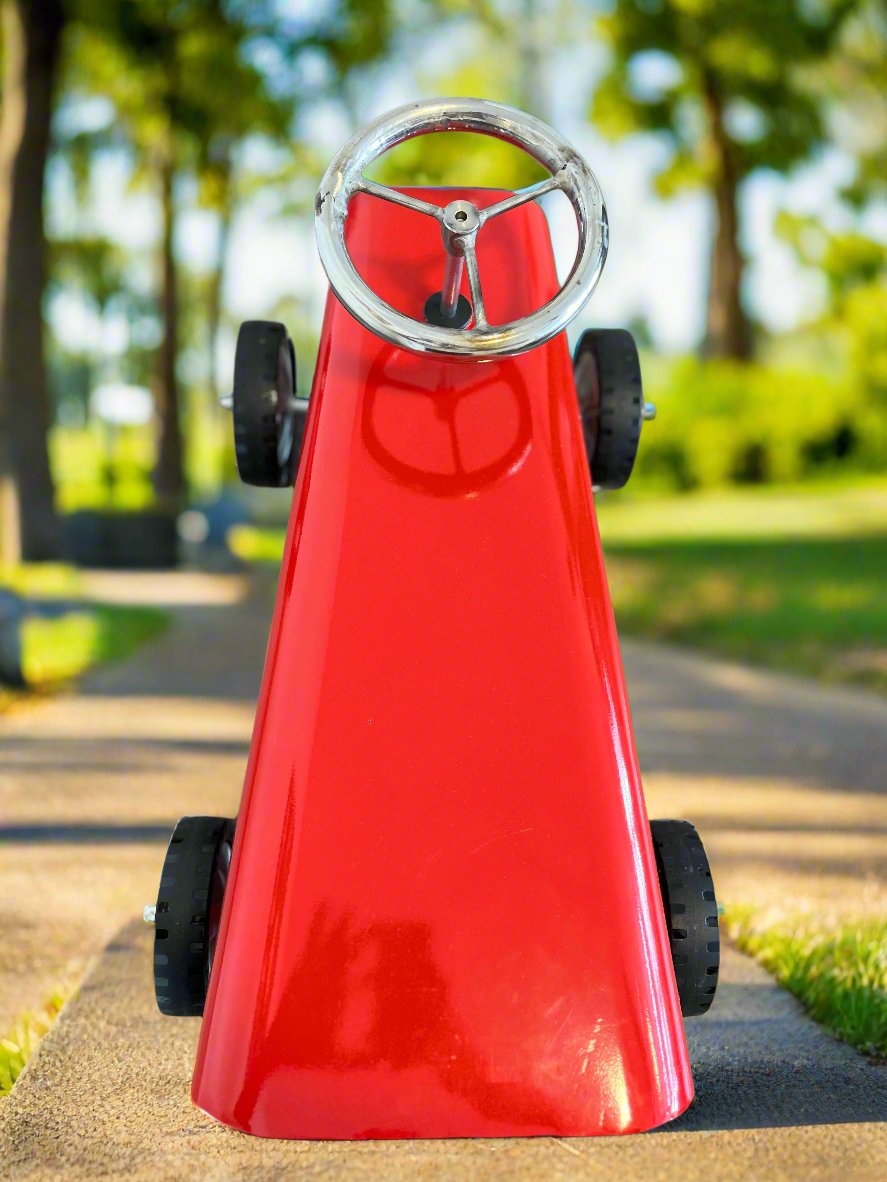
(650, 819, 720, 1016)
(573, 328, 644, 490)
(153, 816, 234, 1017)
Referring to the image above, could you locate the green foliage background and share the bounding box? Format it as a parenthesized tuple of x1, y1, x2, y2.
(635, 356, 872, 491)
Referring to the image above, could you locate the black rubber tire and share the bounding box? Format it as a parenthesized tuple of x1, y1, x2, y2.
(153, 816, 234, 1017)
(573, 328, 643, 490)
(650, 819, 720, 1017)
(232, 321, 303, 487)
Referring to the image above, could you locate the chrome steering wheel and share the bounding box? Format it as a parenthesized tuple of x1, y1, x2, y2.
(315, 98, 608, 359)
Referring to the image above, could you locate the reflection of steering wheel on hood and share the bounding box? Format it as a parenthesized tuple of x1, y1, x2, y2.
(362, 347, 533, 499)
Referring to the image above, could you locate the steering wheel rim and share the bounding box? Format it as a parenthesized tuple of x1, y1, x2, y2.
(315, 97, 609, 359)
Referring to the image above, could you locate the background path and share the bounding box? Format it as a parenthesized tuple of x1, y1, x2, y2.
(1, 571, 884, 1178)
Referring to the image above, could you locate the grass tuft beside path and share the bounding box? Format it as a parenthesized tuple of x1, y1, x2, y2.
(726, 909, 887, 1059)
(0, 984, 74, 1095)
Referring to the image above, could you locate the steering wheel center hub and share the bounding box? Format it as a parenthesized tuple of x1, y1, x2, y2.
(442, 199, 481, 248)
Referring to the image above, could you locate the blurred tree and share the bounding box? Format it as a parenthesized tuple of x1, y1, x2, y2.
(430, 0, 561, 119)
(0, 0, 64, 563)
(390, 0, 577, 185)
(197, 140, 236, 407)
(192, 2, 303, 405)
(308, 0, 396, 121)
(824, 0, 886, 204)
(590, 0, 857, 361)
(774, 2, 887, 462)
(66, 0, 301, 509)
(777, 215, 887, 465)
(371, 57, 546, 190)
(48, 234, 128, 410)
(50, 235, 126, 315)
(199, 0, 410, 403)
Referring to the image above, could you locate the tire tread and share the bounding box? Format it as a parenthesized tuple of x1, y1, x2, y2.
(153, 816, 233, 1017)
(650, 819, 720, 1017)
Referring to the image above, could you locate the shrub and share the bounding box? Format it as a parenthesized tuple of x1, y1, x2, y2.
(635, 357, 874, 491)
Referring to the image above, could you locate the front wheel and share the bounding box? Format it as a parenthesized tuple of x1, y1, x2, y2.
(153, 816, 235, 1017)
(650, 819, 720, 1017)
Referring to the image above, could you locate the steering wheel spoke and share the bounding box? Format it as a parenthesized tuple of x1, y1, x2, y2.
(461, 240, 487, 328)
(479, 174, 564, 224)
(355, 177, 444, 221)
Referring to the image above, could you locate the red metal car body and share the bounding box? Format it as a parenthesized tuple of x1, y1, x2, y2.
(190, 189, 694, 1138)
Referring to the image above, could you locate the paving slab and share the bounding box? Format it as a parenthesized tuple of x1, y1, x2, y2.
(1, 921, 884, 1181)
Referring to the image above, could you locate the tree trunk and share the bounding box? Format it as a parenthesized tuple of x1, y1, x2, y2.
(702, 73, 753, 361)
(207, 165, 233, 406)
(0, 0, 64, 563)
(151, 147, 185, 508)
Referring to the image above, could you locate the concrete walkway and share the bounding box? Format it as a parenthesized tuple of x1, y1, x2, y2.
(1, 571, 885, 1179)
(0, 570, 270, 1032)
(2, 927, 884, 1182)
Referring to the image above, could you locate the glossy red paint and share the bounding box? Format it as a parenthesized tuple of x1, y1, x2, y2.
(192, 188, 693, 1139)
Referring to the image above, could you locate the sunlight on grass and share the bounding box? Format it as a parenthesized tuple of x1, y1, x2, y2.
(20, 612, 100, 685)
(0, 982, 74, 1095)
(596, 481, 887, 543)
(0, 564, 81, 598)
(227, 524, 287, 564)
(725, 908, 887, 1059)
(1, 565, 170, 706)
(20, 606, 168, 688)
(598, 484, 887, 692)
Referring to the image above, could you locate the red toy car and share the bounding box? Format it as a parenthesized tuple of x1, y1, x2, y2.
(149, 98, 719, 1139)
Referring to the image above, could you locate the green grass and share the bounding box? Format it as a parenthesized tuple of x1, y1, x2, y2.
(725, 909, 887, 1059)
(0, 565, 169, 709)
(227, 523, 287, 564)
(19, 604, 168, 688)
(0, 563, 82, 598)
(598, 483, 887, 692)
(597, 480, 887, 543)
(0, 983, 73, 1095)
